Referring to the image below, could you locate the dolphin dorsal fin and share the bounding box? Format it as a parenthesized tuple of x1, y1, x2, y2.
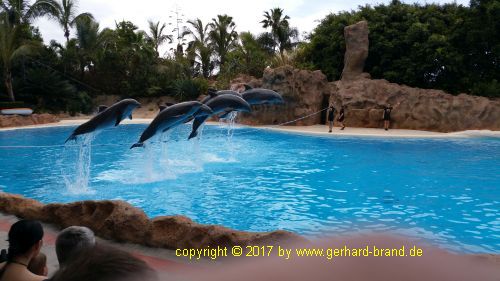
(165, 102, 175, 107)
(243, 84, 253, 91)
(159, 105, 167, 111)
(207, 88, 218, 97)
(97, 105, 108, 113)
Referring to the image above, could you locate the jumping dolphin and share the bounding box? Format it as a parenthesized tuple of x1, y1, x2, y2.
(241, 85, 284, 105)
(200, 89, 241, 104)
(65, 99, 141, 143)
(188, 94, 251, 140)
(131, 101, 213, 148)
(216, 86, 285, 119)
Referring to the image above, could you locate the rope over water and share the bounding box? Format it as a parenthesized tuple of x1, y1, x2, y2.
(0, 107, 329, 149)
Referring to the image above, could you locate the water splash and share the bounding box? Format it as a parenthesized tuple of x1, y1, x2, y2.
(219, 111, 238, 138)
(219, 111, 238, 160)
(96, 125, 204, 184)
(62, 133, 96, 194)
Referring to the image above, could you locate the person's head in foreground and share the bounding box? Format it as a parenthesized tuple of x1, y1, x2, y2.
(50, 244, 158, 281)
(27, 253, 47, 276)
(0, 220, 45, 281)
(55, 226, 96, 267)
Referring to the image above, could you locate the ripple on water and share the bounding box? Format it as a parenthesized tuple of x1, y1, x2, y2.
(0, 124, 498, 253)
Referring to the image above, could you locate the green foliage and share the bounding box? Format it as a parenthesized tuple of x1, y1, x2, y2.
(15, 67, 92, 114)
(4, 1, 497, 115)
(303, 0, 500, 97)
(208, 14, 238, 66)
(471, 79, 500, 98)
(0, 101, 25, 108)
(226, 32, 269, 78)
(174, 77, 208, 101)
(187, 18, 213, 78)
(53, 0, 94, 42)
(146, 20, 172, 54)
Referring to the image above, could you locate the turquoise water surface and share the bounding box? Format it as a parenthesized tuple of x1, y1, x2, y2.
(0, 124, 498, 253)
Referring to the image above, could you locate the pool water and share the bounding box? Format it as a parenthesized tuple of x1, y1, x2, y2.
(0, 124, 499, 253)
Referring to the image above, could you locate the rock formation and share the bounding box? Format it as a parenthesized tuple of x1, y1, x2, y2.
(0, 114, 59, 128)
(341, 21, 371, 81)
(330, 78, 500, 131)
(0, 193, 304, 249)
(229, 20, 500, 132)
(231, 66, 330, 126)
(329, 21, 500, 132)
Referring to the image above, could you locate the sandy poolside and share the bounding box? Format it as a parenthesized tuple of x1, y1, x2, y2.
(1, 118, 499, 139)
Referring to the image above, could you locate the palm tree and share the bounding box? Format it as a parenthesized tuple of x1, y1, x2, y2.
(147, 20, 172, 55)
(187, 18, 212, 78)
(208, 14, 237, 67)
(0, 0, 59, 25)
(53, 0, 94, 43)
(0, 13, 39, 101)
(261, 7, 292, 55)
(73, 17, 114, 76)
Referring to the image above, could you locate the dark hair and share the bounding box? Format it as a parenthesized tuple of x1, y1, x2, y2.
(56, 226, 96, 266)
(51, 244, 158, 281)
(6, 220, 44, 261)
(0, 220, 44, 278)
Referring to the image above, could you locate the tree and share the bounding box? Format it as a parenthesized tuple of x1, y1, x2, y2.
(0, 13, 39, 101)
(0, 0, 59, 25)
(187, 18, 212, 78)
(261, 7, 296, 55)
(302, 1, 500, 97)
(53, 0, 94, 43)
(208, 14, 237, 67)
(229, 31, 269, 77)
(146, 20, 172, 55)
(73, 16, 102, 76)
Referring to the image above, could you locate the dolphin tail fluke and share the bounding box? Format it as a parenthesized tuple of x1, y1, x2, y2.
(130, 142, 144, 149)
(188, 130, 198, 140)
(65, 134, 76, 144)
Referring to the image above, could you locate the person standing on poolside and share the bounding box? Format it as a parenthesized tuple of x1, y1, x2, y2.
(327, 105, 336, 133)
(338, 106, 346, 130)
(382, 102, 401, 131)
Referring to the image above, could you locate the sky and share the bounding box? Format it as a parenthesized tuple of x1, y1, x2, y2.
(33, 0, 469, 56)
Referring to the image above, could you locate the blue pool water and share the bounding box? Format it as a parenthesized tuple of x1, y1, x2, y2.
(0, 124, 499, 253)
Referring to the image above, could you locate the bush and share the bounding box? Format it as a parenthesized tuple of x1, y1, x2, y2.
(15, 68, 92, 113)
(0, 101, 26, 109)
(174, 78, 208, 101)
(471, 80, 500, 98)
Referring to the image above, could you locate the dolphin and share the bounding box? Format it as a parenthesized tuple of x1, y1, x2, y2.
(216, 86, 285, 119)
(241, 85, 284, 105)
(131, 101, 213, 148)
(200, 89, 241, 104)
(65, 99, 141, 143)
(188, 94, 251, 140)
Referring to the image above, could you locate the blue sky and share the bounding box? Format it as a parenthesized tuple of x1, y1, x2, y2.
(34, 0, 470, 55)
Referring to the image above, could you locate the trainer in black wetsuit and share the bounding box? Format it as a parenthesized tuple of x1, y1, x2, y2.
(327, 106, 335, 133)
(383, 105, 393, 130)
